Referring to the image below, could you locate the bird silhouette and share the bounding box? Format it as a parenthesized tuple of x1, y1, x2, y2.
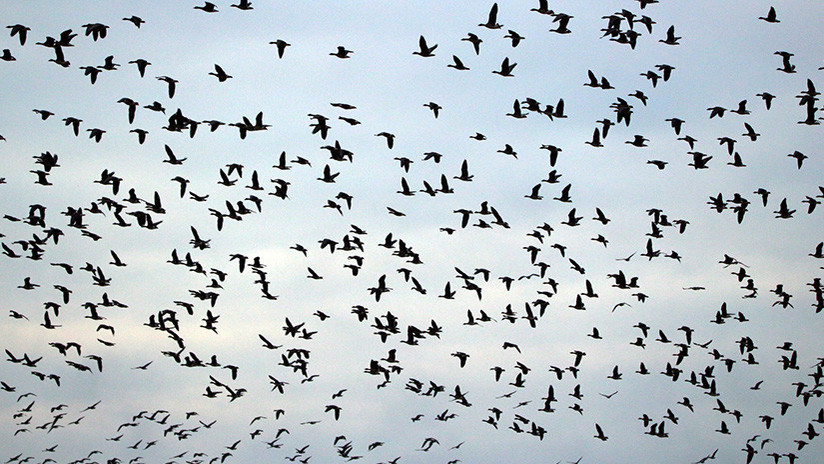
(413, 36, 437, 57)
(209, 64, 232, 82)
(479, 3, 503, 29)
(330, 46, 353, 58)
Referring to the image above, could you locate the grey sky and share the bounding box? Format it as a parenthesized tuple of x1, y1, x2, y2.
(1, 1, 823, 464)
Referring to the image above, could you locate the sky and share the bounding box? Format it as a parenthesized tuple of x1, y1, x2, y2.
(1, 1, 824, 463)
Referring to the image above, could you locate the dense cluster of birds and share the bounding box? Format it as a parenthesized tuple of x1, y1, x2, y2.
(1, 1, 823, 464)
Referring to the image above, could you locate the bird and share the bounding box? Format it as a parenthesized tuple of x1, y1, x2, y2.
(454, 159, 473, 181)
(424, 102, 442, 118)
(731, 99, 750, 115)
(554, 184, 573, 202)
(742, 122, 760, 141)
(128, 58, 151, 77)
(194, 2, 218, 12)
(530, 0, 553, 15)
(330, 46, 353, 58)
(479, 3, 503, 29)
(585, 128, 603, 147)
(122, 15, 145, 28)
(504, 30, 524, 47)
(788, 150, 807, 169)
(773, 198, 795, 219)
(162, 145, 187, 165)
(231, 0, 254, 10)
(525, 183, 543, 200)
(156, 75, 178, 98)
(33, 109, 55, 120)
(550, 13, 573, 34)
(775, 50, 796, 73)
(270, 39, 290, 58)
(492, 57, 516, 77)
(626, 135, 649, 147)
(87, 128, 105, 143)
(660, 25, 680, 45)
(7, 24, 30, 45)
(594, 423, 608, 441)
(81, 22, 109, 41)
(98, 55, 119, 70)
(413, 36, 437, 57)
(461, 33, 482, 55)
(759, 6, 779, 23)
(756, 92, 775, 109)
(375, 132, 395, 148)
(209, 64, 232, 82)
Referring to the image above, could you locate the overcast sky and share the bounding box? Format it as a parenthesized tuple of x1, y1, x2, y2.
(1, 1, 823, 464)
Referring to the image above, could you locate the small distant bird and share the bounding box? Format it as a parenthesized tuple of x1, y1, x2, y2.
(330, 46, 353, 58)
(231, 0, 254, 10)
(424, 102, 442, 118)
(742, 123, 760, 141)
(375, 132, 395, 149)
(87, 128, 105, 143)
(270, 39, 290, 58)
(492, 57, 516, 77)
(122, 16, 145, 28)
(194, 2, 218, 12)
(585, 128, 603, 147)
(129, 59, 151, 77)
(775, 50, 795, 73)
(788, 151, 807, 169)
(413, 35, 437, 57)
(759, 6, 779, 23)
(163, 145, 187, 165)
(462, 33, 482, 55)
(447, 55, 469, 71)
(626, 135, 649, 147)
(7, 24, 30, 45)
(209, 64, 232, 82)
(707, 106, 726, 118)
(660, 25, 680, 45)
(479, 3, 503, 29)
(33, 109, 55, 120)
(756, 92, 775, 109)
(504, 30, 524, 47)
(156, 76, 178, 98)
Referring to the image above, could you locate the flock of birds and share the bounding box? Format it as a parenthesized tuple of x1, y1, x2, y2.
(1, 1, 823, 464)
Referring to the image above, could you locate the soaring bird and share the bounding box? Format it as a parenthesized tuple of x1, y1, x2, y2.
(447, 55, 469, 70)
(194, 2, 218, 12)
(594, 423, 608, 441)
(424, 102, 442, 118)
(7, 24, 30, 45)
(413, 36, 437, 57)
(585, 128, 603, 147)
(504, 30, 524, 47)
(788, 150, 807, 169)
(209, 64, 232, 82)
(128, 58, 151, 77)
(270, 39, 290, 58)
(492, 57, 516, 77)
(462, 33, 482, 55)
(479, 3, 503, 29)
(330, 46, 353, 58)
(660, 25, 680, 45)
(759, 6, 779, 23)
(156, 75, 178, 98)
(231, 0, 254, 10)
